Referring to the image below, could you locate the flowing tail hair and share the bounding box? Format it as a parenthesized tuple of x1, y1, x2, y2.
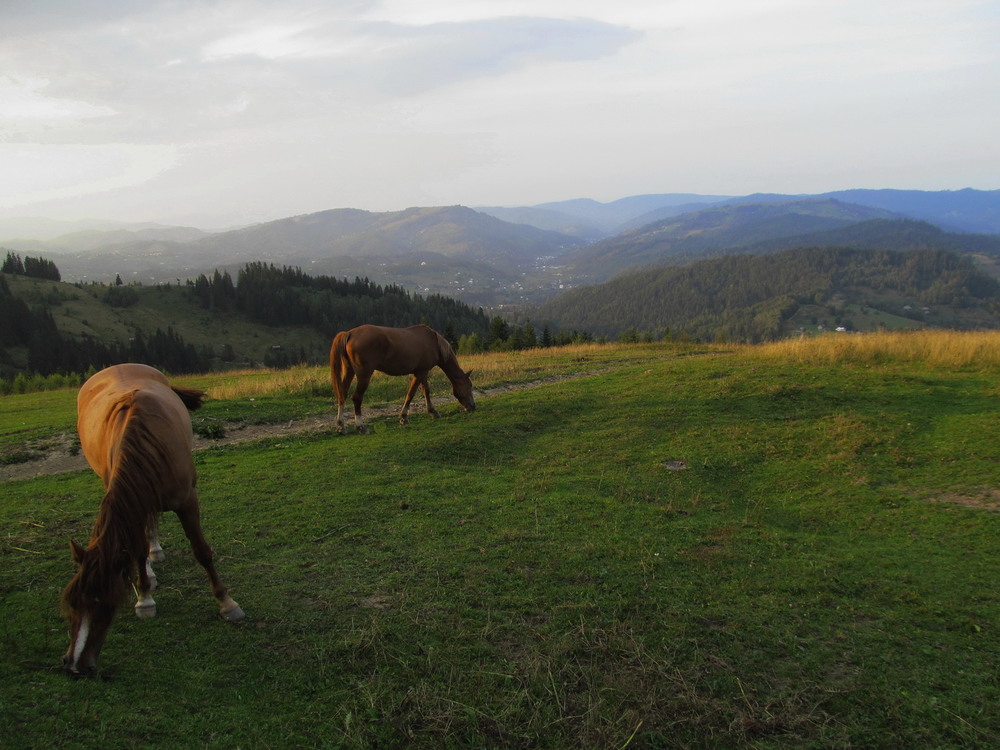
(330, 331, 351, 406)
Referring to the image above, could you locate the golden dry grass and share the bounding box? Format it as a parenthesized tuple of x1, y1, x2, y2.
(199, 343, 636, 401)
(194, 332, 999, 402)
(740, 330, 1000, 369)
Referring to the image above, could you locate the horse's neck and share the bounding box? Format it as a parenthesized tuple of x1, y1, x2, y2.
(438, 349, 464, 381)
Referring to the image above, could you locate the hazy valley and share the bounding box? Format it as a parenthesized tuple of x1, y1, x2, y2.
(4, 188, 1000, 380)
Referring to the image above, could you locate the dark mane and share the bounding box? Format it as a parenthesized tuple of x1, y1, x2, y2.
(62, 392, 171, 614)
(171, 386, 205, 412)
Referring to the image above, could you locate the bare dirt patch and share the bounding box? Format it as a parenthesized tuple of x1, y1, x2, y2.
(1, 374, 593, 484)
(927, 489, 1000, 512)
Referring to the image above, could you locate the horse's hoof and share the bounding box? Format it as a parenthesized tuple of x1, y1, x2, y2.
(221, 604, 246, 623)
(358, 425, 370, 435)
(399, 417, 409, 426)
(135, 602, 157, 619)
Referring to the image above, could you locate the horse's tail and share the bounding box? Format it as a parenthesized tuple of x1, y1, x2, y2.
(171, 386, 206, 412)
(330, 331, 350, 403)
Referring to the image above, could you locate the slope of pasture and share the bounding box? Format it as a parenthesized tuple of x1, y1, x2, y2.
(2, 337, 1000, 748)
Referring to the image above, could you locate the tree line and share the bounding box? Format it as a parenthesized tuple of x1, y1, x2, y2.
(1, 272, 210, 388)
(2, 260, 578, 389)
(2, 250, 61, 281)
(189, 262, 492, 340)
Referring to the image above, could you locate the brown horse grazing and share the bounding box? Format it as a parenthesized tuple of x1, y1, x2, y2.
(62, 363, 244, 677)
(330, 324, 475, 434)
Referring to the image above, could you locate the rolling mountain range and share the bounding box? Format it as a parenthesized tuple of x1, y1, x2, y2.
(3, 189, 1000, 326)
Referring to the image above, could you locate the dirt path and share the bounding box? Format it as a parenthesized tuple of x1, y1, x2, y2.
(0, 376, 583, 483)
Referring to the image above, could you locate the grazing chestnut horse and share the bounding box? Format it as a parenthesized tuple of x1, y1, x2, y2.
(330, 324, 475, 434)
(62, 363, 244, 677)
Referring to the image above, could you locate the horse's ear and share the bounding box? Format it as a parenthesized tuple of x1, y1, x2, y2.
(69, 540, 86, 565)
(465, 370, 474, 378)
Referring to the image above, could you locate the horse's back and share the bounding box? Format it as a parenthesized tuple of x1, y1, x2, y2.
(77, 364, 198, 490)
(342, 324, 441, 375)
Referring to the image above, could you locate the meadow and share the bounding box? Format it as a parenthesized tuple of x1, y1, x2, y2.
(2, 332, 1000, 748)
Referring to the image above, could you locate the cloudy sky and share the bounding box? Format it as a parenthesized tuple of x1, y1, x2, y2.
(1, 0, 997, 228)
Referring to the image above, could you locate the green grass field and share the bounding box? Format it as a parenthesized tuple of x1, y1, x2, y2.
(2, 335, 1000, 747)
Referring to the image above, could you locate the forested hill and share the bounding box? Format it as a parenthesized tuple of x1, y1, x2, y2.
(536, 247, 1000, 343)
(555, 199, 897, 283)
(0, 262, 491, 383)
(742, 219, 1000, 258)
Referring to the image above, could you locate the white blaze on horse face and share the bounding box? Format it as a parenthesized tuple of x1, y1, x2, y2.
(72, 614, 91, 665)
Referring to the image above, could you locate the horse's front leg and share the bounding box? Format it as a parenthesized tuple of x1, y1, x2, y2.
(134, 557, 157, 619)
(145, 524, 162, 592)
(148, 525, 165, 562)
(399, 376, 422, 425)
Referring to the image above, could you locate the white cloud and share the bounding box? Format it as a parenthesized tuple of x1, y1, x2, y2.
(0, 77, 115, 121)
(0, 143, 179, 208)
(0, 0, 996, 224)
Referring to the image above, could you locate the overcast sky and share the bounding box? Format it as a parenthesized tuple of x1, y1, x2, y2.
(1, 0, 998, 228)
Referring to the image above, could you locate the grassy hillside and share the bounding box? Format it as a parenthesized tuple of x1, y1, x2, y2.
(2, 274, 333, 372)
(3, 333, 1000, 747)
(2, 267, 492, 381)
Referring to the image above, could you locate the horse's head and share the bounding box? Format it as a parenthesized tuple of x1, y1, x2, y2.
(61, 540, 127, 678)
(452, 369, 476, 412)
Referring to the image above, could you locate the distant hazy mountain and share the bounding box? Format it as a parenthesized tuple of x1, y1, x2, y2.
(4, 188, 999, 308)
(0, 217, 203, 241)
(554, 198, 898, 283)
(476, 193, 732, 238)
(480, 189, 1000, 237)
(729, 189, 1000, 234)
(18, 206, 585, 301)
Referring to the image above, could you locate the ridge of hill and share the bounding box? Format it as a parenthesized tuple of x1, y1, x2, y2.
(4, 206, 583, 305)
(3, 189, 999, 309)
(479, 188, 1000, 237)
(737, 188, 1000, 234)
(554, 198, 899, 283)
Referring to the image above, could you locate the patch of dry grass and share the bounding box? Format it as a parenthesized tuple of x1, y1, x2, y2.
(198, 343, 663, 401)
(741, 330, 1000, 369)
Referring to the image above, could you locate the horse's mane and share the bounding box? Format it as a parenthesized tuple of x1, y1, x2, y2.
(63, 388, 194, 614)
(434, 331, 465, 377)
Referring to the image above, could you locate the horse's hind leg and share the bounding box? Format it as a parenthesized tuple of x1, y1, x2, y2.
(352, 372, 372, 434)
(335, 371, 355, 435)
(175, 492, 245, 623)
